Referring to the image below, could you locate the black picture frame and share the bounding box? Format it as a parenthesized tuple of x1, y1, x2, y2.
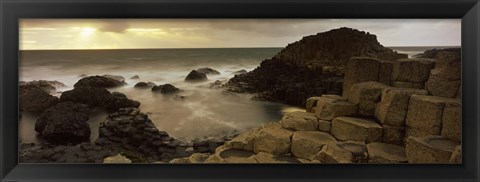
(1, 0, 479, 181)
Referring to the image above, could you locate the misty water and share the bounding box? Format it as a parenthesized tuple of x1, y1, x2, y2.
(19, 47, 447, 144)
(19, 48, 310, 143)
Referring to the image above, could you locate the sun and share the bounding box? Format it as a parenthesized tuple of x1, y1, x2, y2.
(80, 27, 96, 37)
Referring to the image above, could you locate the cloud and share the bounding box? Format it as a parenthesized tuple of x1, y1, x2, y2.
(98, 20, 130, 33)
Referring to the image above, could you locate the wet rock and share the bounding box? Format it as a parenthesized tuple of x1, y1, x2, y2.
(130, 75, 140, 79)
(134, 82, 156, 88)
(331, 117, 383, 143)
(367, 142, 407, 163)
(60, 87, 139, 111)
(102, 74, 126, 82)
(151, 84, 181, 94)
(74, 75, 126, 88)
(291, 131, 336, 160)
(19, 87, 59, 113)
(196, 67, 220, 75)
(281, 111, 318, 131)
(185, 70, 207, 82)
(35, 102, 91, 144)
(406, 135, 459, 163)
(19, 80, 66, 94)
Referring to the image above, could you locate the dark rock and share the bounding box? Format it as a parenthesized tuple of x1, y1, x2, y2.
(210, 80, 224, 89)
(19, 80, 66, 95)
(60, 87, 139, 111)
(19, 87, 59, 113)
(233, 69, 248, 75)
(130, 75, 140, 79)
(35, 102, 91, 144)
(134, 82, 156, 88)
(196, 67, 220, 75)
(79, 74, 89, 78)
(74, 75, 126, 88)
(226, 27, 406, 107)
(151, 84, 181, 94)
(414, 48, 461, 59)
(185, 70, 208, 82)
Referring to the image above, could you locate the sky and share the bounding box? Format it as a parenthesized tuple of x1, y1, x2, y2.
(19, 19, 461, 50)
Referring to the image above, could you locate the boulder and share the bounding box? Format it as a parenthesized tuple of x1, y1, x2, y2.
(392, 58, 435, 83)
(224, 128, 259, 151)
(366, 142, 407, 163)
(318, 120, 331, 132)
(151, 84, 181, 94)
(406, 136, 459, 163)
(185, 70, 208, 82)
(196, 67, 220, 75)
(405, 95, 456, 136)
(331, 117, 383, 143)
(233, 69, 248, 75)
(375, 88, 428, 127)
(281, 111, 318, 131)
(316, 144, 354, 163)
(74, 75, 126, 88)
(103, 154, 132, 163)
(449, 145, 462, 163)
(441, 100, 461, 142)
(19, 87, 59, 113)
(305, 96, 322, 113)
(19, 80, 66, 94)
(35, 102, 91, 144)
(253, 152, 300, 163)
(130, 75, 140, 79)
(382, 125, 405, 145)
(343, 57, 381, 96)
(134, 82, 156, 88)
(314, 95, 357, 120)
(254, 123, 293, 155)
(291, 131, 337, 160)
(102, 74, 126, 82)
(60, 87, 140, 111)
(346, 81, 389, 116)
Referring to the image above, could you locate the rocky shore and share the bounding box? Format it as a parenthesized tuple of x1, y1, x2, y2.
(226, 27, 408, 107)
(19, 27, 461, 164)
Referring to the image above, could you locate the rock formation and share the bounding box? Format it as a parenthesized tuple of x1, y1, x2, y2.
(151, 84, 181, 94)
(185, 70, 208, 82)
(74, 75, 126, 88)
(60, 87, 140, 112)
(196, 67, 220, 75)
(226, 27, 407, 107)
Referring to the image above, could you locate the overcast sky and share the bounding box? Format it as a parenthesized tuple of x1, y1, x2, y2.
(19, 19, 461, 50)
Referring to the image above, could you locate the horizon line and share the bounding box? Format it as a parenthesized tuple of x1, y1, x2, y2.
(20, 45, 461, 51)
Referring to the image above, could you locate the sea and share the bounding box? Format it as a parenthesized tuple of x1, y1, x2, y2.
(18, 46, 459, 143)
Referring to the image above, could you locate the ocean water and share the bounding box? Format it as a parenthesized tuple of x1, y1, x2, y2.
(18, 46, 452, 143)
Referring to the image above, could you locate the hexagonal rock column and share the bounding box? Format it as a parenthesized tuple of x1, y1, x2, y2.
(316, 144, 354, 163)
(425, 51, 461, 98)
(224, 128, 260, 151)
(318, 120, 331, 132)
(441, 100, 461, 142)
(376, 88, 429, 127)
(291, 131, 337, 160)
(406, 136, 459, 163)
(254, 123, 293, 155)
(331, 117, 383, 143)
(382, 125, 405, 145)
(306, 97, 322, 113)
(366, 142, 407, 163)
(405, 95, 458, 137)
(347, 81, 390, 116)
(314, 95, 357, 121)
(392, 58, 435, 89)
(281, 111, 318, 131)
(343, 57, 381, 96)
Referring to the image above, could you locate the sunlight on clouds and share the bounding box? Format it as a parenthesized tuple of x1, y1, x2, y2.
(79, 27, 97, 37)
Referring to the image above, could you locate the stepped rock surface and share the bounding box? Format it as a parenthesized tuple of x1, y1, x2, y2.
(226, 27, 406, 107)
